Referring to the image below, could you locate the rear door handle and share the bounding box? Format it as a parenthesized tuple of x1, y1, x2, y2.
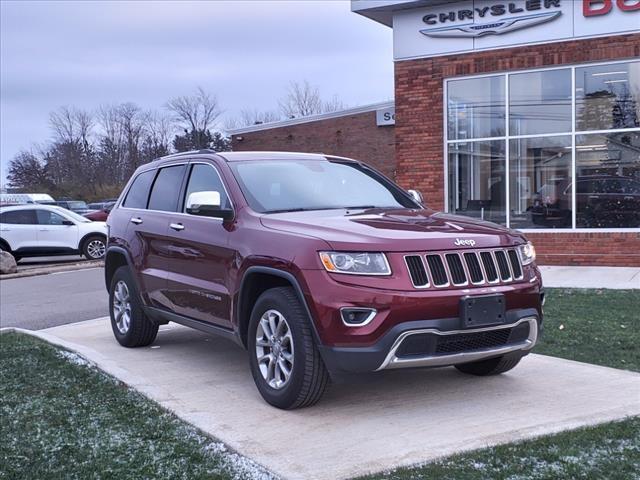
(169, 223, 185, 231)
(130, 217, 143, 225)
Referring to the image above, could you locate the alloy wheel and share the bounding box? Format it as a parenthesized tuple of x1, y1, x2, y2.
(255, 309, 294, 389)
(113, 280, 132, 334)
(87, 239, 106, 259)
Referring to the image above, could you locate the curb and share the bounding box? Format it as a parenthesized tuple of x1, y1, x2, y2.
(0, 261, 103, 280)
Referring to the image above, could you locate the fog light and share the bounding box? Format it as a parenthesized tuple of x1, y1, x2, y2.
(340, 308, 377, 327)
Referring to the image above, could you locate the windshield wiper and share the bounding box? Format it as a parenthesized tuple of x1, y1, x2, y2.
(264, 208, 321, 214)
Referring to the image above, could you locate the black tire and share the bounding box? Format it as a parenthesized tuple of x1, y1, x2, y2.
(82, 234, 107, 260)
(109, 266, 158, 347)
(248, 287, 330, 409)
(455, 354, 522, 376)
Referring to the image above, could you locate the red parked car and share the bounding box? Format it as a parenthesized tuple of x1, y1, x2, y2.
(84, 202, 115, 222)
(105, 151, 543, 409)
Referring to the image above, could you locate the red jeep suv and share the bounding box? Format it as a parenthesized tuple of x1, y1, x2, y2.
(105, 151, 543, 409)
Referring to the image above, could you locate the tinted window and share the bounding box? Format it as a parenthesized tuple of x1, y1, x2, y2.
(36, 210, 68, 225)
(148, 165, 186, 212)
(123, 170, 156, 209)
(184, 164, 230, 211)
(0, 209, 38, 224)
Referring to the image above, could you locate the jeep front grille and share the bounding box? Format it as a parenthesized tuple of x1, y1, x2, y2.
(405, 248, 524, 289)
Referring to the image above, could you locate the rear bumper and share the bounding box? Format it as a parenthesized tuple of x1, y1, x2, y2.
(317, 308, 541, 375)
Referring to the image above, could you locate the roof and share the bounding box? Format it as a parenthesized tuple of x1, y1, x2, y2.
(216, 151, 334, 162)
(351, 0, 446, 27)
(154, 150, 342, 163)
(227, 100, 394, 135)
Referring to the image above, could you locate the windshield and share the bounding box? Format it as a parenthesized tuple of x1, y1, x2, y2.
(231, 160, 417, 213)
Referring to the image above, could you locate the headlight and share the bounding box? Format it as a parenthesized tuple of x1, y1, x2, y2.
(319, 252, 391, 276)
(518, 242, 536, 266)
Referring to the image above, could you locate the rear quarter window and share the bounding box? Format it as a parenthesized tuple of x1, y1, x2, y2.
(123, 170, 156, 209)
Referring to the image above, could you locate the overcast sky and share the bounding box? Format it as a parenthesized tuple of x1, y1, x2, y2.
(0, 0, 394, 184)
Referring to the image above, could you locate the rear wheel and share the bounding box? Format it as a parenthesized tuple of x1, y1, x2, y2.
(109, 266, 158, 347)
(82, 235, 106, 259)
(455, 354, 522, 376)
(248, 287, 330, 409)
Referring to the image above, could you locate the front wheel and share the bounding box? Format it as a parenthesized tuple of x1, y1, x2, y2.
(82, 235, 107, 259)
(248, 287, 330, 409)
(109, 266, 158, 347)
(455, 354, 522, 376)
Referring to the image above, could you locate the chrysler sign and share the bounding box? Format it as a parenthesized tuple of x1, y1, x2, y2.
(421, 2, 562, 38)
(390, 0, 640, 60)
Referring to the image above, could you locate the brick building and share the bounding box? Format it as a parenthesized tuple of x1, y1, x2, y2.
(230, 0, 640, 267)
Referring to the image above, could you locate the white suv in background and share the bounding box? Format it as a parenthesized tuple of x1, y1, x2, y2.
(0, 204, 108, 261)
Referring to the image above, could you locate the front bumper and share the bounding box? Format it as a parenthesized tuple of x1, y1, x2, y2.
(317, 308, 541, 375)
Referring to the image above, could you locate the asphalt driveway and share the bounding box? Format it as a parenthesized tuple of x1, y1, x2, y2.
(23, 318, 640, 480)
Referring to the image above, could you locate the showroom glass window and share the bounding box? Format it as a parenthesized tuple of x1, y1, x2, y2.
(446, 60, 640, 230)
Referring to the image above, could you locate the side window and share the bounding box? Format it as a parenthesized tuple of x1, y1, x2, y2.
(123, 170, 156, 209)
(148, 165, 187, 212)
(0, 209, 38, 225)
(36, 210, 67, 225)
(183, 164, 231, 212)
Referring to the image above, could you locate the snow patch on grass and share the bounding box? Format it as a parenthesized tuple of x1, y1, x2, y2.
(56, 350, 93, 368)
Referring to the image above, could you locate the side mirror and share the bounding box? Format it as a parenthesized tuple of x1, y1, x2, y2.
(186, 191, 233, 220)
(62, 219, 75, 226)
(407, 189, 424, 205)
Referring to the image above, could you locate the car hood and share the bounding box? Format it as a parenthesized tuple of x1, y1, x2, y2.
(260, 208, 526, 252)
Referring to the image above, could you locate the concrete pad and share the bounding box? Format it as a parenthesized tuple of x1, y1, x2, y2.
(17, 318, 640, 479)
(540, 266, 640, 289)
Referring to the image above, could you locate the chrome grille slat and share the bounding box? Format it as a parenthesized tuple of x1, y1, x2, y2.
(494, 250, 512, 282)
(426, 254, 449, 287)
(507, 249, 523, 280)
(406, 248, 524, 289)
(404, 255, 429, 288)
(445, 253, 468, 286)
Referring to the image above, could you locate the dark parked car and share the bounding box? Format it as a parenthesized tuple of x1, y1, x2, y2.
(53, 200, 92, 215)
(530, 175, 640, 228)
(105, 151, 543, 409)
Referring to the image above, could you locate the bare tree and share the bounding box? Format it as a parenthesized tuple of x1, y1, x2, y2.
(322, 94, 346, 114)
(278, 80, 346, 118)
(278, 80, 323, 118)
(225, 108, 282, 130)
(49, 106, 93, 146)
(166, 86, 221, 133)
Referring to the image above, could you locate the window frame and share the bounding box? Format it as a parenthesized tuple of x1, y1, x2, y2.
(444, 58, 640, 233)
(182, 161, 235, 219)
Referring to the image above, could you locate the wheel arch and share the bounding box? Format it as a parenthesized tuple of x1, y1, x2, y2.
(104, 246, 133, 291)
(79, 231, 107, 253)
(0, 237, 11, 252)
(237, 266, 321, 349)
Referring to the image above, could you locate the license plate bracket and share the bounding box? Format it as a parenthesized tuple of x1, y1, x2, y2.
(460, 294, 506, 328)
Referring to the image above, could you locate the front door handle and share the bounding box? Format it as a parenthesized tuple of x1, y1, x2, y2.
(169, 223, 185, 231)
(130, 217, 143, 225)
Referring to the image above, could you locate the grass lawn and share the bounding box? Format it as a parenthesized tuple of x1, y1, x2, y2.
(536, 288, 640, 372)
(0, 332, 272, 480)
(1, 288, 638, 479)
